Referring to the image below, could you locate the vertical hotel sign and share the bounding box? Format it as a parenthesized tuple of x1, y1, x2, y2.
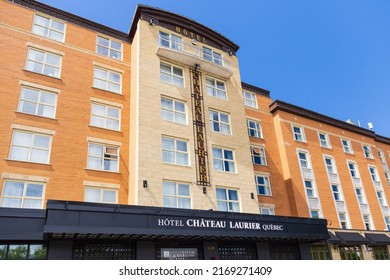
(191, 66, 209, 186)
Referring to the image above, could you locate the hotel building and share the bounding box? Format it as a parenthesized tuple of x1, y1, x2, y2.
(0, 0, 389, 260)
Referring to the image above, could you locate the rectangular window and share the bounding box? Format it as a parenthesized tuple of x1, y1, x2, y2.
(304, 180, 316, 198)
(163, 181, 191, 209)
(355, 187, 365, 204)
(17, 86, 57, 118)
(293, 126, 305, 142)
(162, 137, 189, 166)
(378, 150, 386, 164)
(348, 162, 359, 178)
(242, 91, 257, 108)
(255, 175, 271, 196)
(1, 180, 44, 209)
(9, 131, 51, 164)
(369, 166, 379, 182)
(25, 48, 61, 78)
(93, 67, 122, 94)
(216, 188, 239, 212)
(385, 217, 390, 231)
(96, 36, 122, 60)
(363, 144, 373, 159)
(161, 97, 186, 124)
(311, 210, 320, 219)
(318, 132, 331, 148)
(260, 207, 275, 215)
(332, 184, 342, 201)
(377, 191, 386, 206)
(247, 119, 262, 138)
(212, 147, 235, 172)
(251, 146, 267, 166)
(159, 31, 183, 51)
(209, 110, 231, 134)
(324, 157, 336, 174)
(84, 187, 117, 204)
(206, 77, 227, 100)
(87, 143, 119, 172)
(202, 47, 222, 65)
(90, 103, 120, 131)
(298, 152, 309, 169)
(341, 139, 353, 154)
(0, 244, 47, 260)
(32, 14, 65, 42)
(160, 62, 184, 87)
(339, 212, 349, 229)
(385, 172, 390, 186)
(363, 215, 372, 230)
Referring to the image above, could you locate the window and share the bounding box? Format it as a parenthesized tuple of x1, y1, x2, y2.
(32, 14, 65, 42)
(298, 152, 309, 169)
(159, 31, 183, 51)
(0, 244, 47, 260)
(93, 67, 121, 94)
(363, 215, 372, 230)
(369, 166, 379, 182)
(385, 172, 390, 186)
(255, 175, 271, 196)
(9, 131, 51, 164)
(324, 157, 335, 174)
(96, 36, 122, 60)
(251, 146, 267, 166)
(310, 245, 330, 260)
(332, 184, 342, 201)
(293, 126, 305, 142)
(348, 162, 359, 178)
(318, 132, 331, 148)
(260, 207, 275, 215)
(377, 191, 386, 206)
(216, 188, 239, 212)
(341, 139, 353, 154)
(160, 62, 184, 87)
(339, 212, 349, 229)
(25, 48, 61, 78)
(310, 210, 320, 219)
(363, 144, 373, 159)
(385, 217, 390, 231)
(17, 86, 57, 118)
(90, 103, 120, 131)
(355, 187, 365, 204)
(247, 119, 262, 138)
(378, 150, 387, 164)
(242, 91, 257, 108)
(203, 47, 222, 65)
(339, 246, 362, 260)
(1, 180, 44, 209)
(87, 143, 119, 172)
(206, 77, 227, 100)
(212, 147, 235, 172)
(304, 180, 316, 198)
(161, 97, 186, 124)
(209, 110, 231, 134)
(163, 181, 191, 209)
(162, 137, 189, 166)
(84, 187, 117, 204)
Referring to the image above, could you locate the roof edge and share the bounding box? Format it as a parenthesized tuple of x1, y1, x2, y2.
(242, 82, 270, 98)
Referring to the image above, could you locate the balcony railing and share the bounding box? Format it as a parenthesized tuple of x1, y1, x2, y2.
(302, 168, 313, 179)
(336, 201, 346, 211)
(374, 181, 382, 191)
(329, 173, 339, 184)
(157, 36, 233, 78)
(309, 198, 320, 209)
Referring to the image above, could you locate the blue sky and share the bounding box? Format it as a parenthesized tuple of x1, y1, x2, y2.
(38, 0, 390, 136)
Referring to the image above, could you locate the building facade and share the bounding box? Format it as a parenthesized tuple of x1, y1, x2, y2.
(0, 0, 389, 260)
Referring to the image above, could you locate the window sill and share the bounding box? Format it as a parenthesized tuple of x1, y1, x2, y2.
(214, 170, 237, 174)
(162, 162, 191, 168)
(5, 158, 51, 166)
(88, 125, 122, 133)
(320, 146, 332, 150)
(91, 86, 122, 95)
(14, 111, 58, 121)
(84, 168, 121, 174)
(23, 69, 62, 80)
(258, 194, 272, 197)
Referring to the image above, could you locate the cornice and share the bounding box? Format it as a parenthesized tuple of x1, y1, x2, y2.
(241, 82, 270, 98)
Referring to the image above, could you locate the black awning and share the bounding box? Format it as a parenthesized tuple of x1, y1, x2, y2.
(335, 232, 369, 245)
(328, 232, 342, 244)
(365, 233, 390, 245)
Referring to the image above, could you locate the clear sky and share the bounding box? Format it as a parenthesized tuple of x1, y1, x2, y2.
(38, 0, 390, 137)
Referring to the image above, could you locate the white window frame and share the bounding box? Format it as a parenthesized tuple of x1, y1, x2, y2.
(348, 161, 360, 179)
(385, 216, 390, 231)
(212, 147, 236, 173)
(324, 157, 336, 174)
(260, 207, 275, 215)
(255, 175, 272, 196)
(338, 212, 349, 229)
(209, 110, 231, 135)
(363, 215, 373, 231)
(318, 132, 331, 148)
(377, 191, 387, 207)
(369, 166, 380, 182)
(247, 119, 262, 138)
(25, 48, 62, 78)
(161, 96, 187, 125)
(331, 184, 343, 201)
(0, 180, 45, 209)
(17, 86, 57, 119)
(96, 35, 123, 60)
(362, 144, 373, 159)
(310, 210, 320, 219)
(93, 67, 122, 94)
(84, 187, 118, 204)
(159, 31, 183, 51)
(378, 149, 387, 165)
(304, 180, 316, 198)
(341, 138, 353, 154)
(292, 125, 306, 142)
(242, 91, 258, 108)
(216, 187, 240, 212)
(90, 102, 121, 131)
(87, 143, 119, 172)
(385, 172, 390, 186)
(355, 187, 365, 205)
(162, 137, 189, 166)
(251, 146, 267, 166)
(298, 151, 310, 169)
(206, 77, 227, 100)
(160, 62, 184, 87)
(32, 14, 66, 42)
(162, 181, 191, 209)
(9, 130, 52, 164)
(202, 46, 222, 66)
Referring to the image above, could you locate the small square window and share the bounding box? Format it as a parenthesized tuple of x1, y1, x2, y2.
(341, 139, 353, 154)
(25, 48, 62, 78)
(32, 14, 65, 42)
(260, 207, 275, 215)
(212, 147, 235, 172)
(85, 187, 117, 204)
(162, 137, 189, 166)
(1, 180, 44, 209)
(96, 36, 122, 60)
(216, 187, 240, 212)
(161, 97, 187, 125)
(255, 175, 272, 196)
(93, 67, 122, 94)
(209, 110, 231, 134)
(87, 143, 119, 172)
(362, 144, 373, 159)
(17, 86, 57, 119)
(251, 146, 267, 166)
(247, 119, 262, 138)
(160, 62, 184, 87)
(242, 91, 257, 108)
(163, 181, 191, 209)
(206, 77, 227, 100)
(293, 126, 305, 142)
(319, 132, 331, 148)
(90, 102, 121, 131)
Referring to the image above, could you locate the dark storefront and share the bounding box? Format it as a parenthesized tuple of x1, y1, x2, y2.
(0, 200, 330, 260)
